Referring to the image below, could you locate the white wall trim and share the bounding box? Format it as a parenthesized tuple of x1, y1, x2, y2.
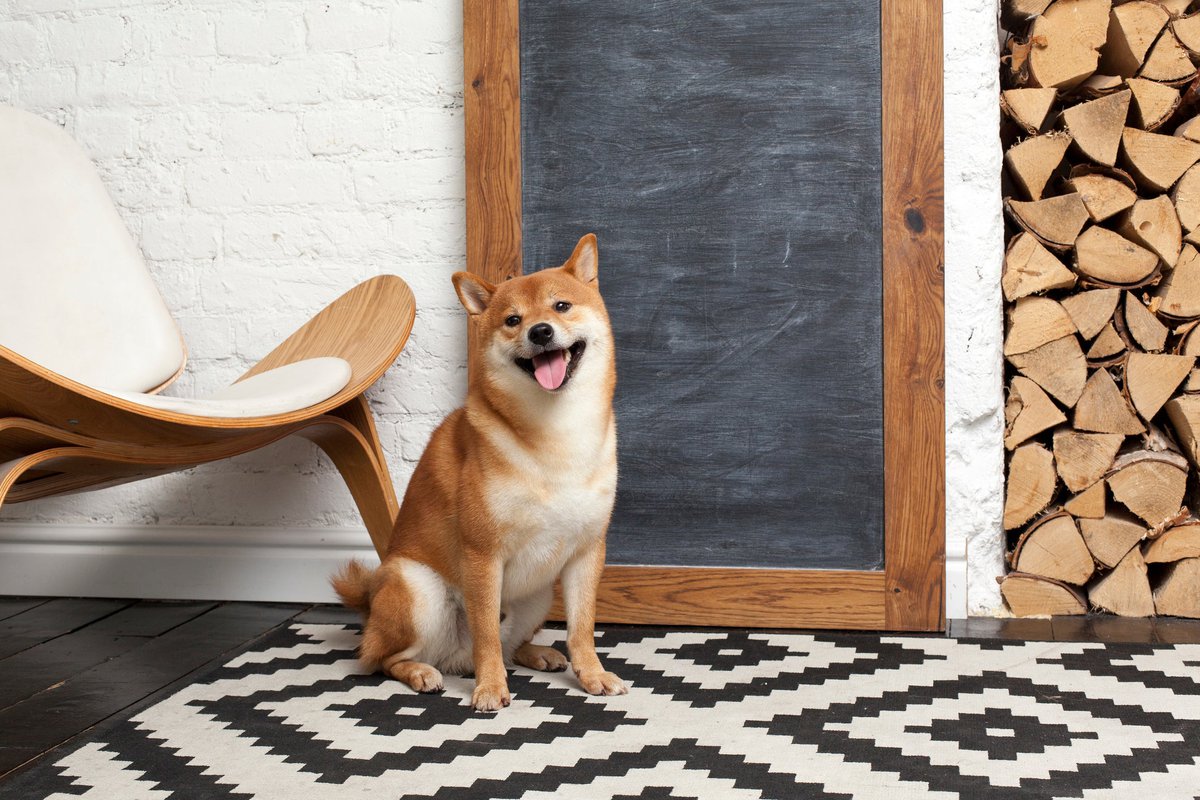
(2, 521, 975, 619)
(0, 523, 379, 603)
(945, 536, 969, 620)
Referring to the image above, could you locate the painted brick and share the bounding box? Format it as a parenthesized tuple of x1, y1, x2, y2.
(220, 111, 301, 158)
(72, 108, 136, 158)
(221, 208, 391, 260)
(945, 0, 1005, 616)
(392, 0, 461, 50)
(138, 109, 221, 158)
(130, 9, 215, 58)
(17, 66, 75, 106)
(0, 19, 42, 63)
(10, 0, 74, 15)
(352, 155, 461, 204)
(95, 159, 185, 208)
(43, 15, 127, 63)
(185, 160, 351, 208)
(206, 55, 353, 105)
(302, 105, 395, 155)
(76, 60, 183, 105)
(349, 49, 457, 102)
(394, 105, 461, 155)
(305, 1, 390, 53)
(140, 211, 220, 261)
(172, 314, 235, 365)
(216, 9, 303, 58)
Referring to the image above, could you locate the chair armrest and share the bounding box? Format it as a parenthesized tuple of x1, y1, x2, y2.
(237, 275, 416, 401)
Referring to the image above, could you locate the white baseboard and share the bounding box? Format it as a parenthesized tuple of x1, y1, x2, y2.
(0, 522, 975, 620)
(0, 523, 379, 603)
(945, 536, 969, 620)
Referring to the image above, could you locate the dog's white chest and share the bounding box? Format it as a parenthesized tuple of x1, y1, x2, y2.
(490, 464, 615, 601)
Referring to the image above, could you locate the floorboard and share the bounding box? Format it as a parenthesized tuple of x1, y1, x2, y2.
(0, 599, 131, 660)
(0, 602, 302, 776)
(0, 598, 48, 623)
(0, 602, 218, 712)
(291, 605, 360, 625)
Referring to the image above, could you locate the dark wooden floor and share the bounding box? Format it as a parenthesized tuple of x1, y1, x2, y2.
(0, 597, 328, 780)
(0, 598, 1197, 783)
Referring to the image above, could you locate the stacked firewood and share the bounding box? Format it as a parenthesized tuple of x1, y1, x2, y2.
(1000, 0, 1200, 618)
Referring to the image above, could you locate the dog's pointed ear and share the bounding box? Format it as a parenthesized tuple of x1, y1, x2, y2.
(563, 233, 599, 285)
(452, 271, 496, 315)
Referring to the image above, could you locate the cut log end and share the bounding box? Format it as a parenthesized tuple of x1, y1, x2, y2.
(1010, 336, 1089, 408)
(1012, 513, 1096, 585)
(1153, 557, 1200, 617)
(1005, 443, 1058, 530)
(1089, 547, 1156, 616)
(1001, 573, 1089, 617)
(1003, 233, 1078, 301)
(1007, 194, 1091, 249)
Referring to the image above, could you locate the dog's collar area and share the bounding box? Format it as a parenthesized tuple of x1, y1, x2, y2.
(515, 340, 586, 391)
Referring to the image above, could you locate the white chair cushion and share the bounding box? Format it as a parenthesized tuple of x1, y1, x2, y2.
(98, 358, 352, 419)
(0, 106, 186, 393)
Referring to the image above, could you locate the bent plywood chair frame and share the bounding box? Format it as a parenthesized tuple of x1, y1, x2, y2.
(0, 275, 413, 558)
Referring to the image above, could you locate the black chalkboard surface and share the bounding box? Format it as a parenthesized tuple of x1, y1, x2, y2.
(520, 0, 884, 569)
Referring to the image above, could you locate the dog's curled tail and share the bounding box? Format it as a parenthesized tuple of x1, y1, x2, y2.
(331, 559, 376, 614)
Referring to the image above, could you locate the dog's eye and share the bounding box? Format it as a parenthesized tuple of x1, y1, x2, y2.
(505, 315, 521, 327)
(554, 301, 572, 313)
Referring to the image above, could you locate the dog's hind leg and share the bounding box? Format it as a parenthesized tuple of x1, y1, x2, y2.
(358, 566, 445, 693)
(381, 654, 444, 693)
(509, 587, 568, 672)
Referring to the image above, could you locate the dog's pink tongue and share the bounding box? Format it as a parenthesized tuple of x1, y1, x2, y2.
(532, 349, 567, 390)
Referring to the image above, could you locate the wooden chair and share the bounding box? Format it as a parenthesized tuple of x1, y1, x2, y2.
(0, 106, 411, 558)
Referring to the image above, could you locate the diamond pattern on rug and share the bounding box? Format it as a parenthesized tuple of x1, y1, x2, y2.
(8, 625, 1200, 800)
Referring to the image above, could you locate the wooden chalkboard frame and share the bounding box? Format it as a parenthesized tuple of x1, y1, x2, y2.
(463, 0, 944, 631)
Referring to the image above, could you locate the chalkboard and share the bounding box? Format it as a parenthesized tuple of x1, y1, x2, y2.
(520, 0, 884, 569)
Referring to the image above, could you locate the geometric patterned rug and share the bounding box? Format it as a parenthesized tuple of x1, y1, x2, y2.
(8, 623, 1200, 799)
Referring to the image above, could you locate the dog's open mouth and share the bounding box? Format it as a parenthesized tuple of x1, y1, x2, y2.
(516, 341, 586, 391)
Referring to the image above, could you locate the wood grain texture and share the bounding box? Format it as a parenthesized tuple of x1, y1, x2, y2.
(0, 276, 414, 442)
(464, 0, 522, 284)
(0, 602, 298, 777)
(881, 0, 946, 631)
(0, 276, 415, 558)
(551, 567, 886, 629)
(0, 601, 216, 710)
(0, 416, 399, 556)
(0, 599, 131, 661)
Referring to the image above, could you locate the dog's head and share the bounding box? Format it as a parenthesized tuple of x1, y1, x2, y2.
(453, 234, 612, 396)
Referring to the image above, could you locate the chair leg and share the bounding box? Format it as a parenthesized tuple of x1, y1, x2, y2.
(332, 395, 397, 504)
(296, 415, 399, 559)
(0, 447, 85, 511)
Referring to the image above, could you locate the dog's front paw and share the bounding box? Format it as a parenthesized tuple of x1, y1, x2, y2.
(577, 670, 628, 696)
(471, 681, 511, 712)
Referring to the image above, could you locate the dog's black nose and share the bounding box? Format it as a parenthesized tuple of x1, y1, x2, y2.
(528, 323, 554, 346)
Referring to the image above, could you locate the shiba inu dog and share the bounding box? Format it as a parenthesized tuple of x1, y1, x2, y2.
(333, 234, 625, 712)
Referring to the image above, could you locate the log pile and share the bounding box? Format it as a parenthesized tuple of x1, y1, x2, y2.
(1000, 0, 1200, 619)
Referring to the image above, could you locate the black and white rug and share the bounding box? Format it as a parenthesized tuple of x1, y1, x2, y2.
(10, 624, 1200, 799)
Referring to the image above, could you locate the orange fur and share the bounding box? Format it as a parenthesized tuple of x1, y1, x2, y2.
(330, 559, 373, 614)
(334, 234, 626, 711)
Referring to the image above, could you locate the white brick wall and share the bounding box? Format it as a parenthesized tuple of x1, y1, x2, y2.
(0, 0, 468, 529)
(945, 0, 1006, 616)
